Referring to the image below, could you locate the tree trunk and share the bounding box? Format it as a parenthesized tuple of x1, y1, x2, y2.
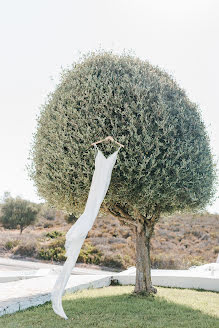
(134, 220, 157, 294)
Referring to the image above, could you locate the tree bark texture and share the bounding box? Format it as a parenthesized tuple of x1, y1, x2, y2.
(103, 203, 159, 294)
(134, 220, 157, 294)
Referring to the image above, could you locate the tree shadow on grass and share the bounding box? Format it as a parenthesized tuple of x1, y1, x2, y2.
(0, 288, 218, 328)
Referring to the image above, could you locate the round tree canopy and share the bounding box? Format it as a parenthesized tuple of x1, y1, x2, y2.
(29, 51, 217, 218)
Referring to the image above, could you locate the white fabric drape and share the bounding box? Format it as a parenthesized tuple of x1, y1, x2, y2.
(51, 145, 121, 319)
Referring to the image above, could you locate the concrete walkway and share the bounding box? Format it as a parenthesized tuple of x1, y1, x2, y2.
(0, 274, 112, 316)
(0, 257, 117, 317)
(0, 258, 218, 318)
(0, 257, 117, 275)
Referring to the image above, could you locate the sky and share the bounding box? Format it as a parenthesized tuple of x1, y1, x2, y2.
(0, 0, 218, 213)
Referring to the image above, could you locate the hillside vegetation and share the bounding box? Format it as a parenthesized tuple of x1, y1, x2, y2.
(0, 209, 218, 270)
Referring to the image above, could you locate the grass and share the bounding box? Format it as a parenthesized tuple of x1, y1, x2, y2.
(0, 286, 218, 328)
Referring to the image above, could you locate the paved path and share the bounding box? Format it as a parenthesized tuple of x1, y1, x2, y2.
(0, 259, 218, 318)
(0, 257, 116, 275)
(0, 257, 117, 317)
(0, 274, 112, 317)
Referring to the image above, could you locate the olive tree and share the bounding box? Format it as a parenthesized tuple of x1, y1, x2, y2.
(29, 51, 217, 294)
(0, 196, 39, 234)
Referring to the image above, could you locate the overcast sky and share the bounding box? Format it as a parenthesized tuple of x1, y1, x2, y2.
(0, 0, 218, 213)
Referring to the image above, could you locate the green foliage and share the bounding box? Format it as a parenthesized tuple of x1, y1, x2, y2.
(4, 240, 20, 250)
(38, 247, 66, 262)
(77, 242, 102, 265)
(214, 246, 219, 254)
(45, 230, 64, 238)
(29, 51, 217, 218)
(1, 191, 11, 202)
(37, 237, 66, 262)
(64, 213, 77, 224)
(38, 237, 102, 265)
(39, 203, 57, 220)
(110, 278, 121, 286)
(0, 196, 39, 234)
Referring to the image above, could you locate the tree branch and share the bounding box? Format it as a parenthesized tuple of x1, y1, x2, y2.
(134, 207, 160, 238)
(146, 215, 160, 238)
(102, 204, 137, 227)
(102, 203, 160, 232)
(114, 204, 137, 224)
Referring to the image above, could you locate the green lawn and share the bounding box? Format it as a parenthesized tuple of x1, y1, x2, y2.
(0, 286, 218, 328)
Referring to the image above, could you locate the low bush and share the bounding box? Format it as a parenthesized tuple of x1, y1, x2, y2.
(101, 254, 125, 269)
(38, 247, 66, 262)
(37, 237, 66, 262)
(43, 223, 54, 228)
(38, 238, 105, 266)
(186, 256, 206, 267)
(78, 242, 102, 265)
(45, 230, 64, 239)
(64, 213, 77, 224)
(123, 254, 133, 267)
(214, 246, 219, 254)
(151, 253, 177, 269)
(13, 242, 37, 257)
(5, 240, 20, 250)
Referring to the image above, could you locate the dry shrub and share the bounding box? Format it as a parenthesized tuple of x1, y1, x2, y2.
(214, 246, 219, 254)
(185, 256, 206, 267)
(110, 243, 126, 250)
(5, 240, 20, 250)
(151, 253, 178, 269)
(101, 254, 125, 269)
(43, 222, 54, 228)
(78, 242, 102, 265)
(1, 212, 218, 270)
(13, 241, 37, 257)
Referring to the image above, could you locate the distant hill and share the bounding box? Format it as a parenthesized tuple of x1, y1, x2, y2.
(86, 212, 219, 269)
(0, 211, 218, 270)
